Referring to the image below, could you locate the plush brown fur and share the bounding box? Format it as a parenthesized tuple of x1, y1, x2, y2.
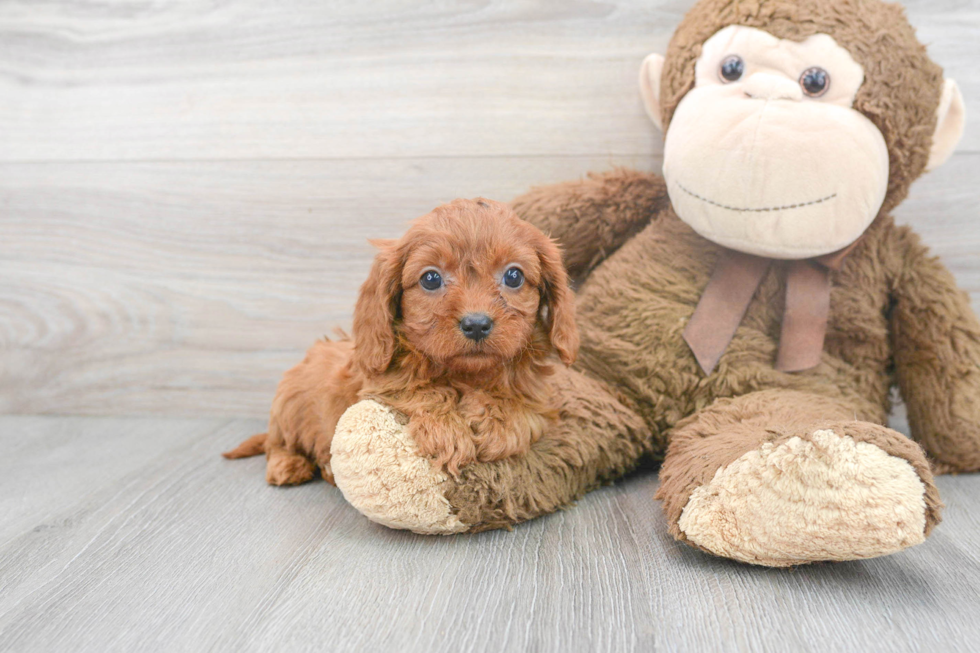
(427, 1, 980, 556)
(223, 199, 579, 481)
(449, 182, 967, 535)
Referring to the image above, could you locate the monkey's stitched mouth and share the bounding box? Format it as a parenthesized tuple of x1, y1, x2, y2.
(675, 181, 837, 213)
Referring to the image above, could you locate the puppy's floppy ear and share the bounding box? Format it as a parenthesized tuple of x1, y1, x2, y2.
(535, 233, 579, 365)
(352, 239, 403, 374)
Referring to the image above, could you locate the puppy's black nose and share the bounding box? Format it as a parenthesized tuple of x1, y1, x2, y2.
(459, 313, 493, 342)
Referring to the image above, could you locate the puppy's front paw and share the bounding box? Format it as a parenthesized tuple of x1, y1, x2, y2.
(331, 400, 471, 535)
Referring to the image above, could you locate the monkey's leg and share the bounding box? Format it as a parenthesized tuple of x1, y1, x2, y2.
(329, 367, 652, 534)
(657, 389, 942, 567)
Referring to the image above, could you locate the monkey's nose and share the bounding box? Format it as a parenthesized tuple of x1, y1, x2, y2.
(460, 313, 494, 342)
(743, 72, 803, 102)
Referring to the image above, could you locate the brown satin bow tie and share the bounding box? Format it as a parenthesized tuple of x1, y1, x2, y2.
(683, 244, 855, 375)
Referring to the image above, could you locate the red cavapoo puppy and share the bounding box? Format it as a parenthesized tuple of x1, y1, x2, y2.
(224, 198, 579, 484)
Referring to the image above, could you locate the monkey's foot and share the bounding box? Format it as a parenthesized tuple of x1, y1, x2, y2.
(331, 400, 469, 535)
(671, 427, 940, 567)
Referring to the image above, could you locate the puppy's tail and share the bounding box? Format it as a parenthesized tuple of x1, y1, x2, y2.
(222, 433, 268, 459)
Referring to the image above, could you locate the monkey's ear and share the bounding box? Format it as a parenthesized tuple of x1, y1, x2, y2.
(639, 53, 666, 132)
(927, 79, 966, 172)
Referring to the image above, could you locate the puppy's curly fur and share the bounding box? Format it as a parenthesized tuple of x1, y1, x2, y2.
(223, 198, 579, 485)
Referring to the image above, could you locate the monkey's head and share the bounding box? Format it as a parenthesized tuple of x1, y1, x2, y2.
(640, 0, 966, 259)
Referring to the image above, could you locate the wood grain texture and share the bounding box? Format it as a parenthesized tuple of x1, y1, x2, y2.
(1, 416, 980, 653)
(0, 0, 978, 418)
(1, 154, 977, 417)
(0, 0, 977, 162)
(2, 4, 979, 651)
(0, 155, 654, 416)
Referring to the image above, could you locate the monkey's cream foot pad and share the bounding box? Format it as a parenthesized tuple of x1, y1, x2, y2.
(677, 429, 929, 567)
(331, 400, 469, 535)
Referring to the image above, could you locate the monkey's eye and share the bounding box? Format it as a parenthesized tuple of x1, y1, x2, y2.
(420, 270, 443, 291)
(502, 267, 524, 289)
(719, 55, 745, 83)
(800, 67, 830, 97)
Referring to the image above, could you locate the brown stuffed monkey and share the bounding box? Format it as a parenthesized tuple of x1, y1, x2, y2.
(329, 0, 978, 567)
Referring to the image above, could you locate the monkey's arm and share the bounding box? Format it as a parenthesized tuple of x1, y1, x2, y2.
(889, 225, 980, 472)
(511, 168, 670, 281)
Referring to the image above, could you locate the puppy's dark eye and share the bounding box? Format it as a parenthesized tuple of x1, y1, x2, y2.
(719, 55, 744, 83)
(503, 267, 524, 289)
(420, 270, 443, 291)
(800, 67, 830, 97)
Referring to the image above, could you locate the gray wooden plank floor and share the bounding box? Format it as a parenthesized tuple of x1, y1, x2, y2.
(2, 415, 980, 653)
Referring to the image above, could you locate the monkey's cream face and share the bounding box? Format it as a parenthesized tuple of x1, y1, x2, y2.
(661, 26, 889, 259)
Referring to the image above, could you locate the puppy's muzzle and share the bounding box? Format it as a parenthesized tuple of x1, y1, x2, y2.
(459, 313, 493, 342)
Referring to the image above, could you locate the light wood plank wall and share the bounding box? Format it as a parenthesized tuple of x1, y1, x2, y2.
(1, 0, 978, 417)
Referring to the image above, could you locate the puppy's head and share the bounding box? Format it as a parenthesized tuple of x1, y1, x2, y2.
(352, 198, 578, 375)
